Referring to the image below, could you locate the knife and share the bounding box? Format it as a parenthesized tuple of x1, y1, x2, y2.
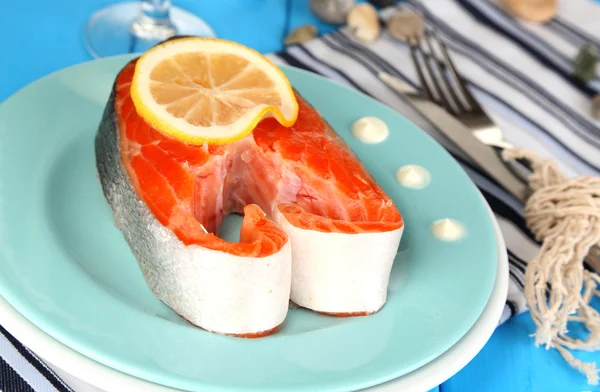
(378, 72, 529, 202)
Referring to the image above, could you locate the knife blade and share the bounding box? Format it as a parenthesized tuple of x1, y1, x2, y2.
(379, 72, 529, 202)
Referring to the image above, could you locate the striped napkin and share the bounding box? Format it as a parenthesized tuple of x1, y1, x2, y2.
(2, 0, 600, 390)
(0, 326, 72, 392)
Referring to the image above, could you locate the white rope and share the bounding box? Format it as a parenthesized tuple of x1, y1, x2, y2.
(504, 149, 600, 385)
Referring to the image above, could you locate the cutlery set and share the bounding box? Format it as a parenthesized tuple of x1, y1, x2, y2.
(378, 26, 600, 271)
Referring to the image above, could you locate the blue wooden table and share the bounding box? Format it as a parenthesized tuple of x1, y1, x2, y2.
(2, 1, 600, 391)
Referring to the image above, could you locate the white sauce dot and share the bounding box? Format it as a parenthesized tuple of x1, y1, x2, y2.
(351, 117, 389, 144)
(396, 165, 431, 189)
(431, 219, 466, 242)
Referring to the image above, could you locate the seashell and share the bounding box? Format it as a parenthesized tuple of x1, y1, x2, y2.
(386, 11, 424, 42)
(593, 95, 600, 120)
(574, 43, 598, 83)
(284, 24, 318, 46)
(499, 0, 557, 22)
(368, 0, 397, 8)
(309, 0, 355, 25)
(347, 3, 381, 43)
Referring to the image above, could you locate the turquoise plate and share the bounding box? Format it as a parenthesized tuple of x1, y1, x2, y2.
(0, 55, 496, 391)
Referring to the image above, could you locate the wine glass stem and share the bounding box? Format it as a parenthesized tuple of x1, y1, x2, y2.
(132, 0, 177, 40)
(141, 0, 171, 26)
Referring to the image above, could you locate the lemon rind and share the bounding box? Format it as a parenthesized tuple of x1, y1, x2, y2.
(130, 37, 299, 145)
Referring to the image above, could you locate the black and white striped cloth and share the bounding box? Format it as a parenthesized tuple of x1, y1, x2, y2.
(0, 326, 72, 392)
(2, 0, 600, 390)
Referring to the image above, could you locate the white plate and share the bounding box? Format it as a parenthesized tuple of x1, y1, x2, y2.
(0, 197, 508, 392)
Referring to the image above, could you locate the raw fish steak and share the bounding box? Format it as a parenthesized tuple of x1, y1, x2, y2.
(95, 58, 404, 337)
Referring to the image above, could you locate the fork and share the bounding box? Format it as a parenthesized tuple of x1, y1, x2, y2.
(404, 27, 600, 271)
(407, 28, 536, 184)
(410, 30, 513, 147)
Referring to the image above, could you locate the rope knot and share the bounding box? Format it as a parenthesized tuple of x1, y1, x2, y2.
(525, 176, 600, 242)
(503, 149, 600, 243)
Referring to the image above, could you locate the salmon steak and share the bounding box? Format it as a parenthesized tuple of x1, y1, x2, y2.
(95, 59, 404, 337)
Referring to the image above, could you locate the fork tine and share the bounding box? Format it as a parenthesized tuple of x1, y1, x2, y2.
(423, 31, 462, 115)
(432, 28, 482, 112)
(409, 35, 435, 102)
(413, 34, 454, 113)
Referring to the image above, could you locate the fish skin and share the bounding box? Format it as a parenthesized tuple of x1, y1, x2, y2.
(95, 85, 292, 337)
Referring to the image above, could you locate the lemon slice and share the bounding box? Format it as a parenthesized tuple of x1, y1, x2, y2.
(130, 37, 299, 145)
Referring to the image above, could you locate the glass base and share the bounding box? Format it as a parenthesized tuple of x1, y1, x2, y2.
(84, 2, 215, 58)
